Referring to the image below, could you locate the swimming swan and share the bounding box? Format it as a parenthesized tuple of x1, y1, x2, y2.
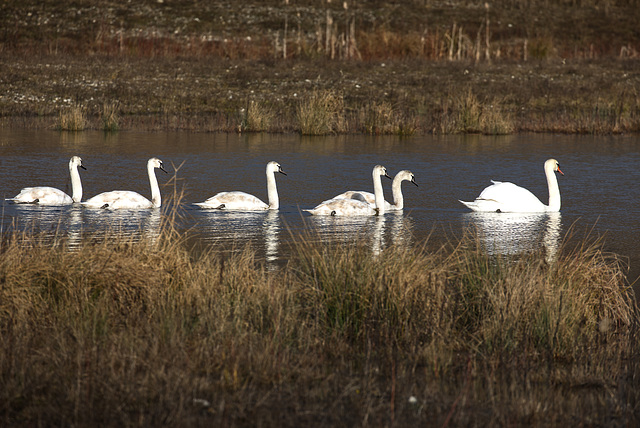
(304, 165, 391, 216)
(333, 169, 418, 211)
(194, 161, 286, 211)
(82, 157, 167, 209)
(459, 158, 564, 213)
(7, 156, 86, 205)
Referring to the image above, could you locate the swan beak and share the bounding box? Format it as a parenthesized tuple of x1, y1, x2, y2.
(80, 164, 87, 170)
(159, 164, 168, 174)
(278, 167, 287, 176)
(384, 173, 392, 180)
(556, 166, 564, 176)
(411, 178, 419, 187)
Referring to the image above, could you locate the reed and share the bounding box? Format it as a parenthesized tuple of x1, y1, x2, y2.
(240, 100, 275, 132)
(100, 100, 120, 132)
(437, 90, 514, 135)
(56, 104, 87, 131)
(0, 215, 637, 426)
(296, 90, 345, 135)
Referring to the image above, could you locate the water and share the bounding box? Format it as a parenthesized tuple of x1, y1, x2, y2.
(1, 130, 639, 283)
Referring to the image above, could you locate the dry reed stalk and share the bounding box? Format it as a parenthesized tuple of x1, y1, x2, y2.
(296, 90, 345, 135)
(101, 100, 120, 132)
(241, 100, 275, 132)
(56, 104, 87, 131)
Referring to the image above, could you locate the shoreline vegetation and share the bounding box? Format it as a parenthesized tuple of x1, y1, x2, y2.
(1, 0, 640, 135)
(0, 208, 638, 426)
(1, 1, 640, 424)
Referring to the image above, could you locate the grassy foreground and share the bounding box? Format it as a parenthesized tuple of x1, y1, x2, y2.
(0, 218, 638, 426)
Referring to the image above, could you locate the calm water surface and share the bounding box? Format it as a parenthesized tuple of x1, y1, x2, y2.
(1, 130, 638, 283)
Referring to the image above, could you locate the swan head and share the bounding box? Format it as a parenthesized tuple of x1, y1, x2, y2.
(396, 170, 418, 187)
(545, 159, 564, 176)
(267, 161, 287, 176)
(69, 156, 86, 171)
(373, 165, 392, 180)
(148, 157, 168, 174)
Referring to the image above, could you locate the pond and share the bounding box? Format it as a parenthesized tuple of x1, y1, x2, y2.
(1, 129, 639, 285)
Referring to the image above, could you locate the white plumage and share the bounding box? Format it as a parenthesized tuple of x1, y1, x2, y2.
(459, 158, 564, 213)
(332, 169, 418, 211)
(7, 156, 86, 205)
(195, 161, 286, 211)
(82, 157, 167, 209)
(305, 165, 391, 216)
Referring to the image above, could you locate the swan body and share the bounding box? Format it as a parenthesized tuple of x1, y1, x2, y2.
(195, 161, 286, 211)
(459, 158, 564, 213)
(333, 170, 418, 211)
(305, 165, 391, 216)
(82, 157, 167, 209)
(7, 156, 86, 205)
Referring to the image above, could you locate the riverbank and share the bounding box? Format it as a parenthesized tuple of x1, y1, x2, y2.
(2, 0, 640, 135)
(2, 55, 639, 135)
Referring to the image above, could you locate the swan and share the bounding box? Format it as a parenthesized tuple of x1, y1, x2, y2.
(304, 165, 391, 216)
(459, 158, 564, 213)
(194, 161, 286, 211)
(82, 157, 167, 209)
(333, 169, 418, 211)
(7, 156, 86, 205)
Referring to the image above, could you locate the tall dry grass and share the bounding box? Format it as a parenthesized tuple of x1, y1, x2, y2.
(240, 100, 275, 132)
(101, 100, 120, 132)
(296, 90, 345, 135)
(56, 104, 87, 131)
(437, 89, 514, 134)
(0, 216, 637, 426)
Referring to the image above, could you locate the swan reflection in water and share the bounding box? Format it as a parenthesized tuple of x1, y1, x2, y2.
(462, 211, 562, 263)
(80, 207, 162, 246)
(306, 210, 415, 255)
(195, 209, 281, 269)
(4, 204, 161, 250)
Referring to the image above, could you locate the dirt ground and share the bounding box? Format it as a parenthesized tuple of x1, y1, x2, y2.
(1, 0, 640, 134)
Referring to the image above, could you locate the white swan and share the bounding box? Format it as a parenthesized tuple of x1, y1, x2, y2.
(333, 169, 418, 211)
(194, 161, 286, 211)
(304, 165, 391, 216)
(7, 156, 86, 205)
(459, 158, 564, 213)
(82, 157, 167, 209)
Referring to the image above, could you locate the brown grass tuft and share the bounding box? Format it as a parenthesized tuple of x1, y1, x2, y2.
(1, 217, 637, 426)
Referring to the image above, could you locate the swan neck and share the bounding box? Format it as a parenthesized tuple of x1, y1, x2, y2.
(391, 176, 404, 209)
(148, 163, 161, 207)
(69, 162, 83, 203)
(266, 167, 279, 209)
(372, 169, 385, 214)
(545, 164, 561, 212)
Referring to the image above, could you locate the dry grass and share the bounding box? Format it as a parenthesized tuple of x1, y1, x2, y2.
(0, 218, 638, 427)
(101, 101, 120, 132)
(296, 90, 345, 135)
(436, 90, 515, 135)
(240, 100, 276, 133)
(56, 104, 87, 131)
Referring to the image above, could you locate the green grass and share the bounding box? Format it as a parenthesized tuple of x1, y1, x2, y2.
(0, 218, 637, 427)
